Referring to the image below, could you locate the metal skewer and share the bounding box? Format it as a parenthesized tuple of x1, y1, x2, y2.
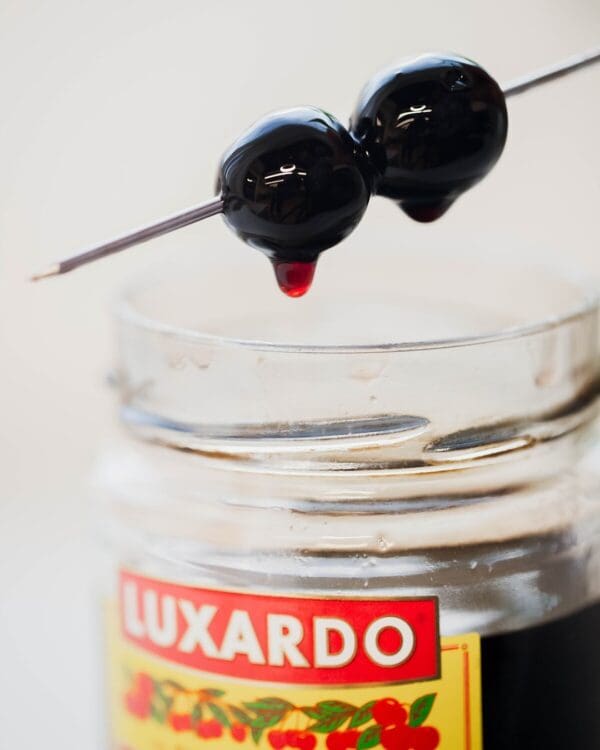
(30, 197, 224, 281)
(503, 45, 600, 97)
(31, 45, 600, 282)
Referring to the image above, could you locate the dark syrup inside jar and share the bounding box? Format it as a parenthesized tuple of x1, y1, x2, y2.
(481, 602, 600, 748)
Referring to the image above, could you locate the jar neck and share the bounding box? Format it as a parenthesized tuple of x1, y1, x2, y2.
(99, 424, 600, 558)
(119, 377, 598, 496)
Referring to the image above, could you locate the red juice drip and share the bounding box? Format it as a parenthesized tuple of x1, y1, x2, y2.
(272, 260, 317, 298)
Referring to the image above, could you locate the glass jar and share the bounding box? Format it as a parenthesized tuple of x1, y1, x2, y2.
(97, 254, 600, 750)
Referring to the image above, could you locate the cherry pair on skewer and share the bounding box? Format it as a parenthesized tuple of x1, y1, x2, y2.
(32, 47, 600, 297)
(219, 53, 506, 295)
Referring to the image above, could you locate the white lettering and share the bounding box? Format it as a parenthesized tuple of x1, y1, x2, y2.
(363, 616, 415, 667)
(178, 600, 220, 657)
(143, 590, 177, 647)
(313, 617, 357, 667)
(123, 582, 145, 638)
(219, 610, 266, 664)
(121, 577, 424, 676)
(267, 614, 309, 667)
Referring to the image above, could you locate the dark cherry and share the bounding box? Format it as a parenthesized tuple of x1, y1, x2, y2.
(350, 53, 508, 221)
(217, 106, 373, 296)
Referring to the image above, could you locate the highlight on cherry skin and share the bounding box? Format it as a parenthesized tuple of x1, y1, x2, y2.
(350, 53, 508, 222)
(216, 106, 373, 298)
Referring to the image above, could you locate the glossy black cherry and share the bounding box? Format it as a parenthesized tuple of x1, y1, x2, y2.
(350, 53, 508, 221)
(217, 107, 373, 293)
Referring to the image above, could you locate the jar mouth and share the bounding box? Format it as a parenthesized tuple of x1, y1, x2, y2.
(114, 252, 599, 479)
(115, 254, 598, 354)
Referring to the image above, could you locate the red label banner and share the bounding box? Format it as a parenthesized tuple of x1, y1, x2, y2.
(120, 570, 439, 686)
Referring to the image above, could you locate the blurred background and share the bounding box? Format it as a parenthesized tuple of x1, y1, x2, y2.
(1, 1, 599, 747)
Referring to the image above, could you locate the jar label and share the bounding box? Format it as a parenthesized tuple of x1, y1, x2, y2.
(109, 570, 482, 749)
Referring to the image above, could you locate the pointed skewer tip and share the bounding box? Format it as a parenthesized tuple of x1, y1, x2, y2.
(29, 196, 225, 280)
(30, 263, 60, 282)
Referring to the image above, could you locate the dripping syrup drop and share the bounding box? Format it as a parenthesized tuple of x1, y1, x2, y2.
(272, 260, 317, 298)
(399, 197, 454, 223)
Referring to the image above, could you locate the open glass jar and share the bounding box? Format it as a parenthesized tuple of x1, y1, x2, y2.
(97, 255, 600, 750)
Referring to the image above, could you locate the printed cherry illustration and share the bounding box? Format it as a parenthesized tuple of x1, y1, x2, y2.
(230, 722, 247, 742)
(350, 53, 508, 222)
(217, 106, 373, 297)
(412, 726, 440, 750)
(297, 731, 317, 750)
(123, 673, 154, 720)
(381, 724, 411, 749)
(373, 697, 409, 726)
(124, 691, 151, 719)
(326, 728, 364, 749)
(135, 673, 154, 698)
(169, 713, 192, 731)
(268, 730, 287, 749)
(196, 718, 223, 738)
(382, 725, 440, 750)
(284, 728, 317, 749)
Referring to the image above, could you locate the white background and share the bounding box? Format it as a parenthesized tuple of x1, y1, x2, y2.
(1, 1, 599, 747)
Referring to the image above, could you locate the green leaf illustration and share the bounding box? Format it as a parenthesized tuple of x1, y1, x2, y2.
(305, 700, 356, 732)
(191, 704, 203, 724)
(349, 700, 376, 729)
(301, 707, 322, 720)
(251, 725, 264, 745)
(230, 705, 252, 725)
(409, 694, 436, 727)
(308, 714, 352, 733)
(150, 704, 167, 724)
(155, 685, 174, 710)
(357, 724, 381, 750)
(162, 679, 186, 691)
(315, 701, 357, 714)
(244, 697, 294, 713)
(249, 713, 284, 730)
(208, 702, 231, 728)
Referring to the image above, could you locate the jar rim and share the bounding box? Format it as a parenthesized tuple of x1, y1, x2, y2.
(113, 256, 600, 475)
(115, 260, 599, 355)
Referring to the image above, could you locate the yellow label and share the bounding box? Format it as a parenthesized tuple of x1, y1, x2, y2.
(108, 611, 481, 750)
